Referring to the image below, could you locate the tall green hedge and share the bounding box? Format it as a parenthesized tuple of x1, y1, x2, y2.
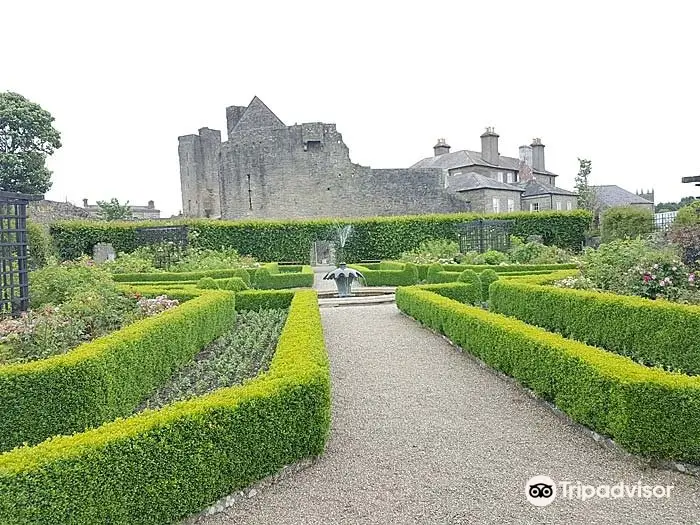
(601, 206, 654, 242)
(50, 211, 591, 262)
(490, 280, 700, 375)
(0, 290, 330, 524)
(396, 286, 700, 462)
(0, 291, 236, 452)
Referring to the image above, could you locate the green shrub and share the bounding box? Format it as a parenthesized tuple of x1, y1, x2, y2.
(251, 265, 313, 290)
(29, 260, 118, 308)
(601, 206, 654, 242)
(196, 277, 219, 290)
(479, 269, 499, 301)
(403, 262, 419, 284)
(457, 270, 482, 304)
(426, 263, 444, 283)
(233, 268, 252, 287)
(50, 211, 591, 262)
(509, 236, 572, 264)
(396, 286, 700, 463)
(399, 239, 460, 264)
(221, 277, 249, 292)
(490, 279, 700, 375)
(235, 290, 295, 311)
(0, 291, 236, 451)
(27, 221, 51, 269)
(474, 249, 509, 265)
(414, 283, 479, 305)
(347, 264, 418, 287)
(0, 290, 330, 524)
(674, 201, 700, 226)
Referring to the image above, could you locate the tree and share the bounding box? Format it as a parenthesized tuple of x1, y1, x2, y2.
(0, 92, 61, 194)
(96, 198, 133, 221)
(655, 196, 696, 213)
(574, 158, 597, 213)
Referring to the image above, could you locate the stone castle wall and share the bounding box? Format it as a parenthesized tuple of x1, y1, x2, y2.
(180, 114, 468, 219)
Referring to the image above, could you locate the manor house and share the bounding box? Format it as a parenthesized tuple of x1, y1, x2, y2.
(178, 97, 577, 219)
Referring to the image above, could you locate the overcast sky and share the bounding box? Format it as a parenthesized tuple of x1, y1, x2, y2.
(3, 1, 699, 217)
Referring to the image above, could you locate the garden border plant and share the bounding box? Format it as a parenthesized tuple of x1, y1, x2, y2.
(489, 279, 700, 375)
(0, 291, 236, 451)
(0, 290, 329, 524)
(396, 286, 700, 463)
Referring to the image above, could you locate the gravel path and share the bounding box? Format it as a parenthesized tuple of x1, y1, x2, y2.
(197, 304, 700, 525)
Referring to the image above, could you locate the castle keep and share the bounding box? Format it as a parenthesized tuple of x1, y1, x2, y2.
(178, 97, 467, 219)
(178, 97, 577, 219)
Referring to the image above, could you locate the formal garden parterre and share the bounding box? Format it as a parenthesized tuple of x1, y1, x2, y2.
(3, 207, 700, 522)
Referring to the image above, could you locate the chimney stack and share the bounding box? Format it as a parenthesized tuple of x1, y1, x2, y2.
(83, 198, 88, 207)
(531, 138, 545, 172)
(480, 127, 499, 165)
(148, 200, 155, 209)
(518, 145, 534, 182)
(433, 138, 451, 156)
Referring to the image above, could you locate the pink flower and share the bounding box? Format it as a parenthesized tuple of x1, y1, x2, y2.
(643, 274, 651, 283)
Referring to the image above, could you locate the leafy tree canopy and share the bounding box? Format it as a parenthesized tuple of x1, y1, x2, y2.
(655, 196, 696, 213)
(97, 198, 133, 221)
(0, 92, 61, 194)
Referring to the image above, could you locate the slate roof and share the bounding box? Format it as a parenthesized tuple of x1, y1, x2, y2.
(515, 179, 578, 197)
(447, 172, 525, 192)
(591, 185, 653, 207)
(411, 149, 558, 177)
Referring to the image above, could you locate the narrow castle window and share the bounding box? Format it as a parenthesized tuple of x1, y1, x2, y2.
(246, 174, 253, 210)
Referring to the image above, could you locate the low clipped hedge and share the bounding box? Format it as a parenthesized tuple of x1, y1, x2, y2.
(50, 211, 591, 261)
(414, 283, 480, 305)
(349, 264, 420, 286)
(490, 280, 700, 375)
(252, 264, 314, 290)
(396, 286, 700, 462)
(0, 290, 330, 524)
(0, 291, 236, 452)
(236, 290, 295, 311)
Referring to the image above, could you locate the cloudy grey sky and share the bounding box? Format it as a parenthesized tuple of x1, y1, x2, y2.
(3, 0, 699, 216)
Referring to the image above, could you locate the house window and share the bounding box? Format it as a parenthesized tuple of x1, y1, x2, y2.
(496, 172, 504, 183)
(556, 201, 562, 211)
(492, 197, 500, 213)
(530, 202, 540, 212)
(507, 172, 514, 183)
(507, 199, 515, 212)
(566, 201, 573, 211)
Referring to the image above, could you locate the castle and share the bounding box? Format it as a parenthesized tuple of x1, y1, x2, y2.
(178, 97, 577, 219)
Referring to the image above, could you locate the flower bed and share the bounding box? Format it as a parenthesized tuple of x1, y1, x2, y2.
(396, 286, 700, 463)
(0, 291, 236, 451)
(0, 290, 329, 524)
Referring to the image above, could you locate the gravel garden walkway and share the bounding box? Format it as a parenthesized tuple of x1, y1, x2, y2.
(198, 302, 700, 525)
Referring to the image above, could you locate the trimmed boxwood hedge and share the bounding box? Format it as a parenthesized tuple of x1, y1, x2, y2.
(50, 211, 591, 262)
(396, 286, 700, 462)
(252, 264, 314, 290)
(0, 290, 329, 524)
(490, 279, 700, 375)
(349, 264, 420, 286)
(0, 291, 236, 452)
(413, 283, 480, 305)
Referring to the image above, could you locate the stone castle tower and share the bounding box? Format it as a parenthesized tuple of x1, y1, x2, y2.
(178, 97, 467, 219)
